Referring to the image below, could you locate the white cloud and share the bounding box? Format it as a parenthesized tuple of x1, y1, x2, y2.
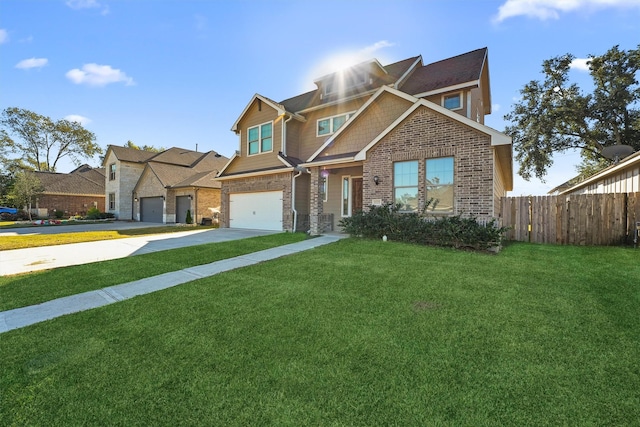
(66, 0, 109, 15)
(66, 0, 99, 9)
(66, 63, 135, 87)
(570, 58, 591, 71)
(0, 29, 8, 44)
(64, 114, 92, 126)
(15, 57, 48, 70)
(494, 0, 640, 23)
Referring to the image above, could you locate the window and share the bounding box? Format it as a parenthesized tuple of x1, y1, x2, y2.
(443, 93, 462, 110)
(393, 161, 418, 212)
(323, 72, 367, 97)
(317, 112, 354, 136)
(108, 193, 115, 210)
(109, 163, 116, 181)
(342, 176, 350, 217)
(248, 122, 273, 155)
(322, 174, 329, 202)
(426, 157, 454, 212)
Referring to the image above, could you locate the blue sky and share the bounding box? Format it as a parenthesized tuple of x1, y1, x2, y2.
(1, 0, 639, 195)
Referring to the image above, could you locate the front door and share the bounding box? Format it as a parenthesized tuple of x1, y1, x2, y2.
(352, 178, 363, 213)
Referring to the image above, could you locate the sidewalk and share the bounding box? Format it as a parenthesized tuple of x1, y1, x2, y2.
(0, 234, 345, 334)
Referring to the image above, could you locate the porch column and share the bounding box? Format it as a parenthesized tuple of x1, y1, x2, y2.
(309, 167, 324, 235)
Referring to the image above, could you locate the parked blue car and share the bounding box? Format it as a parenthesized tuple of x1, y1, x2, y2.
(0, 206, 18, 214)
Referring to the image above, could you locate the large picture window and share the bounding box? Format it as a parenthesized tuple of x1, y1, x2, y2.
(426, 157, 454, 212)
(248, 122, 273, 155)
(393, 160, 418, 212)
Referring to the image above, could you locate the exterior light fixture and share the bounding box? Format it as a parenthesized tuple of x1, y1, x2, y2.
(373, 175, 380, 185)
(188, 195, 193, 200)
(320, 169, 330, 179)
(134, 197, 138, 202)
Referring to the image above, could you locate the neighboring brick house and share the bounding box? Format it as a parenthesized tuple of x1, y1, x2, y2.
(34, 164, 105, 217)
(103, 145, 228, 223)
(216, 47, 513, 234)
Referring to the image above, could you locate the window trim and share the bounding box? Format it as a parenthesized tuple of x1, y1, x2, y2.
(341, 176, 351, 217)
(247, 121, 273, 156)
(322, 174, 329, 203)
(316, 111, 356, 137)
(393, 160, 419, 213)
(425, 156, 455, 213)
(442, 92, 463, 111)
(109, 163, 116, 181)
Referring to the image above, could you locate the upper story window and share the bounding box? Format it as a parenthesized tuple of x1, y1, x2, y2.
(442, 93, 462, 111)
(248, 122, 273, 155)
(317, 112, 355, 137)
(426, 157, 454, 213)
(109, 163, 116, 181)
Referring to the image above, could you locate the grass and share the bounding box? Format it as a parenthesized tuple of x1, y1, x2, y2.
(1, 240, 639, 425)
(0, 225, 218, 250)
(0, 232, 307, 312)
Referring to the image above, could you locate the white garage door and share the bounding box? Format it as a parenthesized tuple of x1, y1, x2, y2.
(230, 191, 283, 231)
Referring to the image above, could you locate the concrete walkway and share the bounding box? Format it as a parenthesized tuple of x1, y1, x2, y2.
(0, 228, 280, 276)
(0, 234, 344, 334)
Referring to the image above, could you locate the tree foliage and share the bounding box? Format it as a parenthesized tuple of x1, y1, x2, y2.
(504, 45, 640, 181)
(11, 170, 44, 220)
(125, 140, 165, 153)
(0, 107, 103, 172)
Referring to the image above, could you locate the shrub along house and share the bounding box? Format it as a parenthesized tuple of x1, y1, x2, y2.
(103, 145, 228, 224)
(216, 47, 513, 234)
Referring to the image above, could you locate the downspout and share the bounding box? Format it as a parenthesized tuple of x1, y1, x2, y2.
(292, 171, 302, 232)
(194, 188, 199, 225)
(282, 114, 293, 156)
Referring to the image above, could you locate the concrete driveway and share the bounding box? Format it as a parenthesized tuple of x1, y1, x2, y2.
(0, 220, 164, 236)
(0, 224, 278, 276)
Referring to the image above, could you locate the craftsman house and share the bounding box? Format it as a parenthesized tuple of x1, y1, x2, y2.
(216, 47, 513, 234)
(103, 145, 228, 224)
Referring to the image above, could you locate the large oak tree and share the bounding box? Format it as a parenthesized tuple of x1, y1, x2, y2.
(504, 45, 640, 181)
(0, 107, 102, 172)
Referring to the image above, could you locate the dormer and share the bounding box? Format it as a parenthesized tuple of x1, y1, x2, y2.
(314, 59, 390, 101)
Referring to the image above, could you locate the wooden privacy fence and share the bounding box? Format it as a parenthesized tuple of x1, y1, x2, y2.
(501, 193, 640, 246)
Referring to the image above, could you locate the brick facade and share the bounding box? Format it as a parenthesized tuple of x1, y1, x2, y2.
(220, 172, 293, 230)
(36, 194, 105, 218)
(365, 106, 496, 220)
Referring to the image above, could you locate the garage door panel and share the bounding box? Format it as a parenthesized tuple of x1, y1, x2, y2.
(141, 197, 163, 223)
(230, 191, 283, 231)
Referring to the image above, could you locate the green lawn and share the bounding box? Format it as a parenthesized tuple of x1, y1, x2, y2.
(0, 232, 307, 311)
(1, 240, 639, 426)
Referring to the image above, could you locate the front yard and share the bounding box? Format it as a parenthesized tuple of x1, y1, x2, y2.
(1, 239, 639, 425)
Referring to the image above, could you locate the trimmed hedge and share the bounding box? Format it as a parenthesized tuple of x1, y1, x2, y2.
(339, 203, 509, 251)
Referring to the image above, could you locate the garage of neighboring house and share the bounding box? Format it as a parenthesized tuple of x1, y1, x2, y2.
(140, 197, 163, 223)
(175, 195, 190, 223)
(229, 191, 283, 231)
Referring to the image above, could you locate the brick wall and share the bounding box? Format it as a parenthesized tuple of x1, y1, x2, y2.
(365, 106, 497, 220)
(37, 194, 105, 217)
(220, 172, 293, 230)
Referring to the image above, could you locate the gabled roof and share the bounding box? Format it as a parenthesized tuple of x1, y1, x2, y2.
(136, 149, 228, 190)
(231, 94, 305, 132)
(105, 145, 157, 164)
(398, 47, 488, 95)
(279, 55, 422, 114)
(557, 150, 640, 195)
(36, 165, 105, 196)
